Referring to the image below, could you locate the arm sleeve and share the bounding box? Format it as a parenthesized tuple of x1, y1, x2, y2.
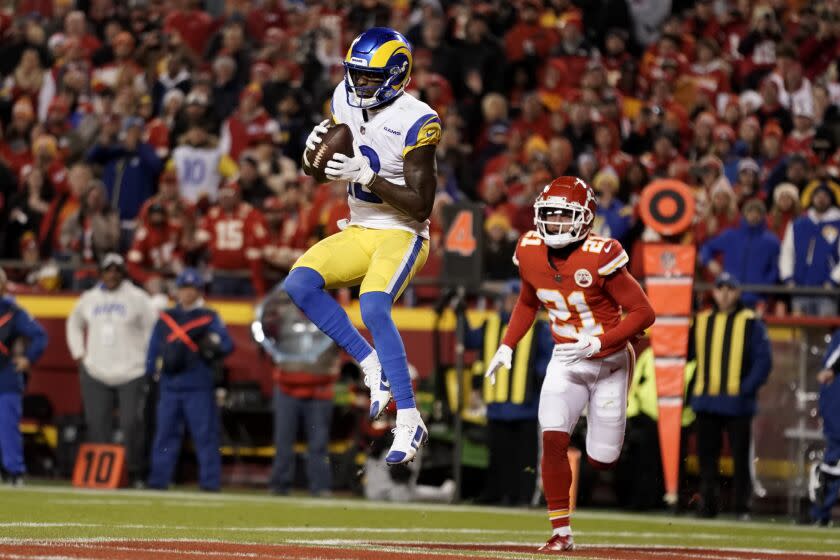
(65, 298, 87, 361)
(16, 310, 48, 364)
(698, 232, 726, 266)
(145, 319, 163, 376)
(740, 319, 772, 396)
(210, 313, 235, 356)
(600, 267, 656, 349)
(501, 277, 541, 348)
(137, 143, 163, 175)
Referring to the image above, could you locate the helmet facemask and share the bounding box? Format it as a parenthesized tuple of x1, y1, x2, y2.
(534, 199, 592, 248)
(344, 63, 407, 109)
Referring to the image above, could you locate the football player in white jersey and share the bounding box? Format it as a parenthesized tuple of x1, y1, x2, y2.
(283, 27, 440, 464)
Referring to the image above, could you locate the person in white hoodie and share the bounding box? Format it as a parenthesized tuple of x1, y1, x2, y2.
(66, 253, 158, 486)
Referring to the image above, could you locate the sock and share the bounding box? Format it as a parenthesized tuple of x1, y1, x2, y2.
(360, 291, 414, 409)
(542, 430, 572, 532)
(283, 267, 372, 362)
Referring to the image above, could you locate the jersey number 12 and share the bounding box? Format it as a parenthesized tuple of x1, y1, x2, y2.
(349, 145, 382, 204)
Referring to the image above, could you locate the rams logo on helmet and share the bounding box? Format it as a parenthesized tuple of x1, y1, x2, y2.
(343, 27, 413, 109)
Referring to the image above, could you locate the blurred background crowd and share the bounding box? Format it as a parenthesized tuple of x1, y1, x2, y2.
(0, 0, 838, 312)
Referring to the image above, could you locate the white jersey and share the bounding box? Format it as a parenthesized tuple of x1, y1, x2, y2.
(171, 144, 232, 204)
(331, 84, 441, 239)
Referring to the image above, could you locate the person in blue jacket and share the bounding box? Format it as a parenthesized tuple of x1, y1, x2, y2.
(810, 328, 840, 526)
(0, 268, 47, 486)
(466, 280, 553, 505)
(779, 181, 840, 317)
(86, 116, 163, 247)
(699, 198, 780, 307)
(146, 268, 233, 491)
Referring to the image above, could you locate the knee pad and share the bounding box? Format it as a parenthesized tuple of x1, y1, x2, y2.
(283, 267, 324, 306)
(586, 441, 622, 465)
(360, 292, 393, 333)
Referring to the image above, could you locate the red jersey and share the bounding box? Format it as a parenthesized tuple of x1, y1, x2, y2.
(220, 109, 277, 161)
(198, 203, 268, 294)
(503, 231, 653, 358)
(126, 223, 183, 284)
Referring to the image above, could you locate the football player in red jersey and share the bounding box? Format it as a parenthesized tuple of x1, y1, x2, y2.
(486, 176, 655, 552)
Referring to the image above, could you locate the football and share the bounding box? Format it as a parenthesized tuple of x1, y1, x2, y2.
(305, 123, 355, 183)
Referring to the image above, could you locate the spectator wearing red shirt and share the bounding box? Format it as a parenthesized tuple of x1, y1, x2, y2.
(504, 0, 555, 63)
(549, 12, 593, 88)
(138, 169, 194, 234)
(63, 11, 102, 60)
(756, 78, 793, 134)
(262, 195, 304, 278)
(509, 93, 552, 143)
(246, 0, 286, 44)
(163, 0, 216, 61)
(24, 134, 68, 196)
(0, 99, 36, 176)
(197, 181, 267, 297)
(601, 28, 632, 89)
(695, 182, 739, 247)
(759, 122, 785, 192)
(784, 103, 816, 155)
(127, 202, 183, 294)
(736, 5, 782, 90)
(219, 84, 277, 161)
(91, 32, 142, 92)
(593, 120, 632, 180)
(689, 38, 731, 100)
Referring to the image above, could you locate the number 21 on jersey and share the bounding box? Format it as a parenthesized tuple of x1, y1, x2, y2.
(536, 288, 604, 338)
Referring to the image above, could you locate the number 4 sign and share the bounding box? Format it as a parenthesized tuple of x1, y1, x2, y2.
(72, 444, 127, 489)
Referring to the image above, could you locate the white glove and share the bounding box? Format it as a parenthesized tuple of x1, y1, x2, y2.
(485, 345, 512, 385)
(305, 119, 330, 152)
(325, 149, 376, 186)
(553, 332, 601, 364)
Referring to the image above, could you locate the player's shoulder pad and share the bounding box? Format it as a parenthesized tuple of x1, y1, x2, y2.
(513, 230, 544, 267)
(330, 83, 345, 124)
(581, 236, 629, 277)
(401, 97, 441, 156)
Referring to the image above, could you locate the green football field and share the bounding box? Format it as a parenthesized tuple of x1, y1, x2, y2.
(1, 484, 839, 559)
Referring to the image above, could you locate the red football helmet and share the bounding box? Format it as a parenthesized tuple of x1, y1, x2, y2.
(534, 176, 597, 248)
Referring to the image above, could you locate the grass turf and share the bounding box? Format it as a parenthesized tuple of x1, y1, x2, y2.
(0, 484, 837, 555)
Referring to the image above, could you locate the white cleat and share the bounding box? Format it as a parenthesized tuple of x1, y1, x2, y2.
(361, 352, 391, 420)
(386, 408, 427, 465)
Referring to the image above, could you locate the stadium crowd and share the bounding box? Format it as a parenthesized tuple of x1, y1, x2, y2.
(0, 0, 838, 313)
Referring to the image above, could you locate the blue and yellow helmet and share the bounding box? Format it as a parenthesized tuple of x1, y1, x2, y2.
(344, 27, 413, 109)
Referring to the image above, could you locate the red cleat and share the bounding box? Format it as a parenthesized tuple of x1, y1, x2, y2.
(538, 533, 575, 552)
